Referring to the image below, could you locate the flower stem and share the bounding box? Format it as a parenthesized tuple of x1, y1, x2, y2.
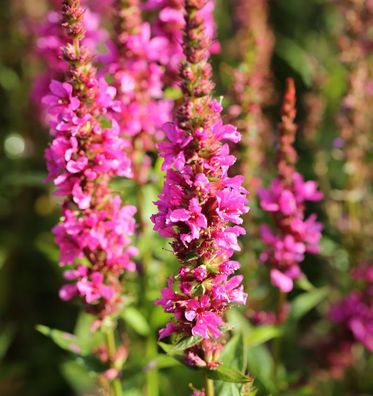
(105, 327, 123, 396)
(204, 372, 215, 396)
(135, 182, 159, 396)
(273, 290, 285, 384)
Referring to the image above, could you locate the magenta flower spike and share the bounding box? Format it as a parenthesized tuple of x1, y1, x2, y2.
(151, 0, 249, 370)
(258, 79, 323, 295)
(43, 0, 137, 320)
(102, 0, 174, 189)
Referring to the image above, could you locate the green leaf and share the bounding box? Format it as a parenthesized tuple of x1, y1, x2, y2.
(159, 335, 203, 355)
(219, 323, 234, 334)
(158, 341, 174, 354)
(61, 360, 96, 393)
(0, 325, 13, 360)
(226, 309, 251, 333)
(121, 307, 151, 336)
(288, 287, 328, 321)
(216, 383, 243, 396)
(219, 333, 247, 372)
(247, 344, 275, 393)
(36, 325, 88, 355)
(120, 355, 180, 381)
(295, 276, 316, 291)
(170, 335, 203, 353)
(206, 365, 253, 384)
(73, 313, 104, 354)
(75, 355, 107, 374)
(146, 355, 181, 370)
(275, 36, 314, 86)
(216, 374, 257, 396)
(246, 326, 282, 348)
(215, 333, 253, 394)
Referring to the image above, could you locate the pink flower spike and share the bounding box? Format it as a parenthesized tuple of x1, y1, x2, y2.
(259, 80, 323, 295)
(150, 0, 248, 366)
(43, 0, 137, 319)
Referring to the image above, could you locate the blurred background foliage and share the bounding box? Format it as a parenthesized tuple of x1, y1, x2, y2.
(0, 0, 372, 395)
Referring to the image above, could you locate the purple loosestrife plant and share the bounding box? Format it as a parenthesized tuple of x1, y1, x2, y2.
(258, 79, 323, 297)
(43, 2, 137, 392)
(333, 0, 373, 258)
(44, 0, 137, 316)
(151, 0, 249, 381)
(44, 0, 137, 319)
(105, 0, 173, 189)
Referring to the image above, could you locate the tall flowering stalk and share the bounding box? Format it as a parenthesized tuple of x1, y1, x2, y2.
(152, 0, 248, 392)
(106, 0, 173, 193)
(43, 0, 137, 393)
(332, 0, 373, 261)
(105, 3, 177, 394)
(229, 0, 274, 194)
(258, 79, 323, 300)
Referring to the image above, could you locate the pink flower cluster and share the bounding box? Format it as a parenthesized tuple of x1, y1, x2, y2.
(44, 1, 137, 317)
(259, 173, 323, 292)
(104, 0, 173, 183)
(153, 104, 248, 341)
(152, 0, 248, 348)
(31, 0, 107, 120)
(144, 0, 219, 81)
(329, 265, 373, 352)
(258, 79, 323, 293)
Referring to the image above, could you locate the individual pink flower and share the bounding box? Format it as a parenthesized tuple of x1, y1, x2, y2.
(158, 123, 193, 170)
(42, 81, 80, 115)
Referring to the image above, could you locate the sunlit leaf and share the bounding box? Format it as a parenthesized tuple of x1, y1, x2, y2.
(206, 365, 253, 383)
(276, 36, 314, 86)
(288, 287, 328, 321)
(61, 360, 96, 393)
(122, 307, 151, 336)
(36, 325, 88, 355)
(220, 332, 247, 372)
(0, 325, 13, 360)
(246, 326, 282, 348)
(247, 344, 275, 393)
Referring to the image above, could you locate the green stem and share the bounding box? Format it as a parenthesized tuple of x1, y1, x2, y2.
(105, 327, 123, 396)
(135, 183, 159, 396)
(204, 372, 215, 396)
(146, 335, 159, 396)
(135, 183, 147, 234)
(273, 290, 285, 388)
